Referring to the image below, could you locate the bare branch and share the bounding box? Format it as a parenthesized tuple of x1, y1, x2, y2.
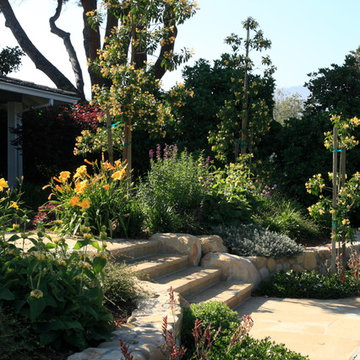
(0, 0, 79, 94)
(49, 0, 85, 99)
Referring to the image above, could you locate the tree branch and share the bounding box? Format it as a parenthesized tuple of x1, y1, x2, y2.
(104, 9, 118, 40)
(0, 0, 79, 94)
(49, 0, 85, 99)
(154, 5, 178, 80)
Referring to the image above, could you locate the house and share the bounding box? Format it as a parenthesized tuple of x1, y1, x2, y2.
(0, 75, 79, 187)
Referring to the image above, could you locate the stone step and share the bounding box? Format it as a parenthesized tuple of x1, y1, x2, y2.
(185, 281, 253, 309)
(155, 267, 222, 297)
(127, 254, 189, 279)
(107, 239, 162, 261)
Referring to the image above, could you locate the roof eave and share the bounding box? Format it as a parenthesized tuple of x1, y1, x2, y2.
(0, 81, 80, 104)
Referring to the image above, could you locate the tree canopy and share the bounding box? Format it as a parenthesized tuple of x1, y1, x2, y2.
(0, 45, 24, 75)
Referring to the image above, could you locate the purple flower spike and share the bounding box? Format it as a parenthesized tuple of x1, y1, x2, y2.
(205, 156, 211, 167)
(156, 144, 161, 160)
(163, 144, 169, 160)
(149, 149, 154, 159)
(171, 144, 178, 159)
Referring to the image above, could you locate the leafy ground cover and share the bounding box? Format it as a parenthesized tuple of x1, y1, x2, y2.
(255, 269, 360, 299)
(179, 301, 309, 360)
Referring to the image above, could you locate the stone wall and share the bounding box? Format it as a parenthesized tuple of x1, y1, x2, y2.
(246, 242, 360, 282)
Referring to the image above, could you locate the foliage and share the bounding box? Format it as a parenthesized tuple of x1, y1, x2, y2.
(0, 232, 114, 351)
(137, 146, 209, 234)
(252, 192, 324, 243)
(305, 47, 360, 119)
(0, 183, 115, 352)
(202, 156, 259, 226)
(209, 17, 275, 162)
(255, 269, 360, 299)
(255, 112, 332, 205)
(14, 105, 100, 184)
(102, 261, 139, 313)
(273, 89, 304, 124)
(0, 46, 24, 75)
(181, 301, 308, 360)
(76, 0, 197, 162)
(213, 223, 303, 258)
(306, 115, 360, 243)
(46, 159, 142, 238)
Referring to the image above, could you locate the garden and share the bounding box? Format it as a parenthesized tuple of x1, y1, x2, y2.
(1, 1, 360, 359)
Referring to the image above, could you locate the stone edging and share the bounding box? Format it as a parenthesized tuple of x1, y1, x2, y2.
(247, 242, 360, 282)
(68, 281, 183, 360)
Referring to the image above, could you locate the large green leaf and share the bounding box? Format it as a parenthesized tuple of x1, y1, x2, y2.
(28, 296, 46, 321)
(92, 256, 106, 274)
(49, 318, 83, 331)
(0, 287, 15, 300)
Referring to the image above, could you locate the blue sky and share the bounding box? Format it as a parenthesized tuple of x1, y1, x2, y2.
(1, 0, 359, 97)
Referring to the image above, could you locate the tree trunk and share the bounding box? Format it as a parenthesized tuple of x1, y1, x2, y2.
(154, 4, 178, 80)
(49, 0, 85, 100)
(240, 26, 250, 156)
(104, 10, 118, 40)
(80, 0, 103, 88)
(0, 0, 78, 94)
(331, 126, 338, 273)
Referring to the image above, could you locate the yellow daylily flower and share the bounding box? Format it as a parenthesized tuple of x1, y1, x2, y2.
(111, 169, 126, 181)
(69, 196, 81, 207)
(59, 171, 71, 183)
(0, 178, 9, 192)
(79, 199, 91, 209)
(10, 201, 19, 210)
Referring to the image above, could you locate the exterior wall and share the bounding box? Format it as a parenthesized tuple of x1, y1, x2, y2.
(7, 101, 23, 187)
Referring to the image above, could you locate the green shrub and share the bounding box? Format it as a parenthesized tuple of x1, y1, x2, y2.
(0, 232, 114, 352)
(181, 301, 308, 360)
(137, 146, 209, 233)
(255, 270, 360, 299)
(252, 193, 325, 243)
(102, 262, 139, 313)
(202, 158, 260, 226)
(213, 223, 303, 258)
(227, 336, 309, 360)
(181, 301, 239, 352)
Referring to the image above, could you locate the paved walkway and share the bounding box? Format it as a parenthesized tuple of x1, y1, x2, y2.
(237, 296, 360, 360)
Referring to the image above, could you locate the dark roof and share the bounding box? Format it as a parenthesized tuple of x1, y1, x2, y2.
(0, 75, 79, 98)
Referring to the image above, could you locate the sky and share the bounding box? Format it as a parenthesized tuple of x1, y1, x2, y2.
(1, 0, 359, 99)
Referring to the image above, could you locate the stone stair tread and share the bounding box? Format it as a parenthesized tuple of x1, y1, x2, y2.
(127, 254, 189, 278)
(155, 267, 222, 296)
(185, 281, 253, 308)
(108, 239, 162, 260)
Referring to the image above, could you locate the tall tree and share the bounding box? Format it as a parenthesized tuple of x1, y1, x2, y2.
(305, 47, 360, 118)
(74, 0, 196, 173)
(208, 17, 275, 163)
(0, 0, 193, 98)
(273, 89, 304, 124)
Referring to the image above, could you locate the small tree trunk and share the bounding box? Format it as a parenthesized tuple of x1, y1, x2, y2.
(239, 26, 250, 157)
(339, 147, 346, 272)
(122, 120, 132, 178)
(331, 126, 338, 273)
(106, 109, 114, 165)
